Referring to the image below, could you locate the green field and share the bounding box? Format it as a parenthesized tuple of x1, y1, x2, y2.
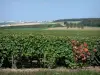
(4, 28, 47, 30)
(0, 29, 100, 75)
(0, 23, 63, 30)
(0, 29, 100, 36)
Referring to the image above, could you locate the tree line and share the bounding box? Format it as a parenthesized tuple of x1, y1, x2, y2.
(54, 18, 100, 28)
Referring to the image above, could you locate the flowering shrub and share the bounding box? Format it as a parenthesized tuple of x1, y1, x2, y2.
(71, 40, 91, 67)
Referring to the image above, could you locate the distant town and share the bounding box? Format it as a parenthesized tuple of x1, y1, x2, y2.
(0, 20, 53, 27)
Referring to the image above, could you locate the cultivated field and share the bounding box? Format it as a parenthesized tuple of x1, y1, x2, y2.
(0, 29, 100, 75)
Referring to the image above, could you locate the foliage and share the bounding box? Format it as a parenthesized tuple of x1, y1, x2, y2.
(0, 30, 100, 68)
(54, 18, 100, 27)
(90, 40, 100, 66)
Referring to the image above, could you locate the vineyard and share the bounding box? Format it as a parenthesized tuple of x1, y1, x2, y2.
(0, 30, 100, 69)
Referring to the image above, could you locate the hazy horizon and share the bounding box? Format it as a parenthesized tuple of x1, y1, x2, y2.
(0, 0, 100, 21)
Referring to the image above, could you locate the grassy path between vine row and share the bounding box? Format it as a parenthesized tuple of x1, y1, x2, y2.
(0, 67, 100, 75)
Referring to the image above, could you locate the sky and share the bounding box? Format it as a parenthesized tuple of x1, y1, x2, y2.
(0, 0, 100, 21)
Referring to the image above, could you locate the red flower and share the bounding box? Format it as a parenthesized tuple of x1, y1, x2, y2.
(71, 40, 76, 43)
(80, 49, 83, 53)
(78, 44, 83, 49)
(71, 40, 77, 45)
(82, 56, 86, 61)
(80, 54, 85, 58)
(84, 48, 88, 52)
(87, 52, 91, 56)
(83, 42, 88, 47)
